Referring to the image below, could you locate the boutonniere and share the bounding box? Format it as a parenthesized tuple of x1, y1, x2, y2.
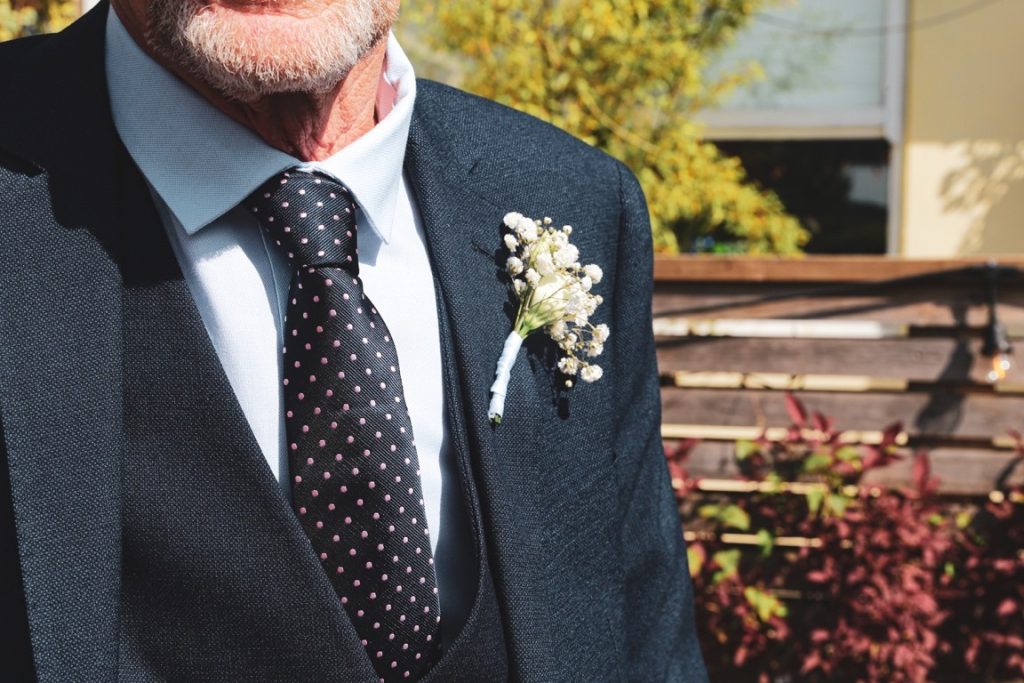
(488, 212, 610, 424)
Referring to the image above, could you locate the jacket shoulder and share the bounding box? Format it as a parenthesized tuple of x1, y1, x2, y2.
(0, 34, 59, 185)
(0, 32, 61, 116)
(0, 32, 51, 71)
(415, 79, 626, 182)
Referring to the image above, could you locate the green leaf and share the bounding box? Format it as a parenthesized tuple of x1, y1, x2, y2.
(824, 493, 850, 518)
(711, 549, 741, 584)
(743, 586, 788, 622)
(735, 439, 759, 461)
(834, 446, 862, 463)
(698, 504, 751, 531)
(755, 528, 775, 557)
(687, 546, 704, 577)
(718, 505, 751, 531)
(834, 446, 862, 470)
(805, 489, 825, 515)
(803, 453, 832, 473)
(944, 562, 956, 578)
(956, 511, 973, 529)
(698, 504, 722, 520)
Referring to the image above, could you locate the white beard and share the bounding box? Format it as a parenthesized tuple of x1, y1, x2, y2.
(147, 0, 396, 102)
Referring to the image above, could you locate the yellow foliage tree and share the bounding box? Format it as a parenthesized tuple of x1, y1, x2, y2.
(1, 0, 76, 41)
(402, 0, 809, 254)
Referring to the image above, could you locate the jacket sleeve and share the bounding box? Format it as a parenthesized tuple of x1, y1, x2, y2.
(611, 162, 708, 682)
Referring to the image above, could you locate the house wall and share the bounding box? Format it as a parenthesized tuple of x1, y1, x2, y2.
(900, 0, 1024, 256)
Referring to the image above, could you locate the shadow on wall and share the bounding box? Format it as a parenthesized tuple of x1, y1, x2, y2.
(940, 140, 1024, 256)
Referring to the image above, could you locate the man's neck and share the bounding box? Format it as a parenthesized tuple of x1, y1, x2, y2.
(112, 1, 384, 162)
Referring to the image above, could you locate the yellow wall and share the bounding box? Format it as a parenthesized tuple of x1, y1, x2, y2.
(901, 0, 1024, 256)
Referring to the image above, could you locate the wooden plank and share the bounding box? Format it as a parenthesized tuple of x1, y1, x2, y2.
(652, 317, 1024, 340)
(660, 388, 1024, 438)
(661, 423, 1019, 451)
(654, 317, 908, 339)
(660, 371, 1024, 395)
(654, 255, 1024, 283)
(690, 479, 1024, 504)
(683, 531, 825, 549)
(652, 283, 1024, 327)
(671, 441, 1024, 496)
(655, 337, 1024, 385)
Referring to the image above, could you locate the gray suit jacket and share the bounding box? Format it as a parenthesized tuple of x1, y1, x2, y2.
(0, 3, 707, 680)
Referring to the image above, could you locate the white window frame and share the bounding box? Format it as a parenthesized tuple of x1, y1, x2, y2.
(698, 0, 907, 255)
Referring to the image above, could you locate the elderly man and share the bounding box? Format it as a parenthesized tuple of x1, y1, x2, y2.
(0, 1, 706, 681)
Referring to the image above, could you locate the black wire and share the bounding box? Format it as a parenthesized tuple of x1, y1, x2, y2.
(755, 0, 1004, 37)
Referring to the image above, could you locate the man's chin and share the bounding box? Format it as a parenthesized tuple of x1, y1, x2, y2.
(148, 0, 393, 101)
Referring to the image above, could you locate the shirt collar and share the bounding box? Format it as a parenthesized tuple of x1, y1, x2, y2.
(104, 9, 416, 243)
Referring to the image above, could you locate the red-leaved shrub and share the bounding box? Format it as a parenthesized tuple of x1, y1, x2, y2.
(670, 394, 1024, 682)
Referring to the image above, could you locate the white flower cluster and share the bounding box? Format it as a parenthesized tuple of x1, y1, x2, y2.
(502, 212, 609, 385)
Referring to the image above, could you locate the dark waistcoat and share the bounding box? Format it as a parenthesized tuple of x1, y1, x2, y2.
(115, 163, 509, 681)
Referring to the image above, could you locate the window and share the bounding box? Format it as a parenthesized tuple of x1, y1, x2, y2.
(699, 0, 907, 254)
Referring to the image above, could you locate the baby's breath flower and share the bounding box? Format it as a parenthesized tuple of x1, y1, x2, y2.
(503, 211, 524, 227)
(534, 250, 555, 276)
(553, 243, 579, 269)
(580, 364, 603, 383)
(516, 219, 539, 243)
(557, 356, 580, 376)
(489, 212, 609, 423)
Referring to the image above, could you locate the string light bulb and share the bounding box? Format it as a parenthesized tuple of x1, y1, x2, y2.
(981, 261, 1014, 384)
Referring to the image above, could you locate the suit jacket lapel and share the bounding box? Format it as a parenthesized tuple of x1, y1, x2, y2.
(405, 101, 560, 680)
(0, 6, 123, 681)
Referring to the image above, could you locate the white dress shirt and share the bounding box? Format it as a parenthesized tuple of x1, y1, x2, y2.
(104, 11, 472, 629)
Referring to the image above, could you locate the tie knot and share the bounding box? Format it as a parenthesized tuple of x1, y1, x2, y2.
(245, 169, 358, 272)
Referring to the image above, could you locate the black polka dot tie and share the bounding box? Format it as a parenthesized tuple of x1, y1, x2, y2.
(245, 170, 441, 681)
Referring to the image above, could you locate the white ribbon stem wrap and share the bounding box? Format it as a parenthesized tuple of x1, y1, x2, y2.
(488, 331, 525, 423)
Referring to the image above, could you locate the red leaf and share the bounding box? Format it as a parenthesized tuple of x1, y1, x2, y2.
(912, 450, 939, 495)
(672, 438, 700, 462)
(880, 422, 904, 448)
(810, 629, 831, 643)
(784, 392, 807, 427)
(862, 446, 882, 470)
(800, 651, 822, 674)
(997, 598, 1019, 617)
